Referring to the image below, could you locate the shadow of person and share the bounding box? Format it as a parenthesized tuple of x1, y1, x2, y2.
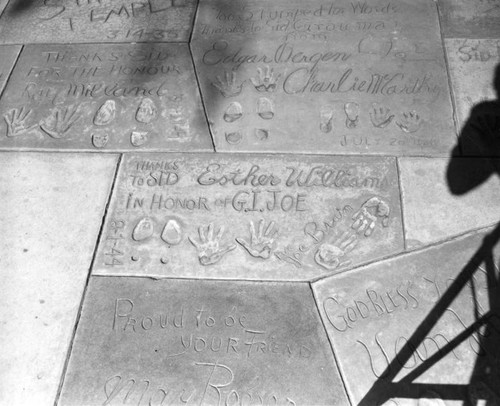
(3, 0, 40, 16)
(448, 63, 500, 195)
(446, 62, 500, 405)
(359, 63, 500, 406)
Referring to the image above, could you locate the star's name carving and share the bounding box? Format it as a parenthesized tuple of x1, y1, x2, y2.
(196, 163, 389, 189)
(202, 41, 352, 71)
(456, 39, 500, 63)
(36, 0, 190, 32)
(103, 365, 297, 406)
(124, 163, 388, 214)
(127, 162, 389, 189)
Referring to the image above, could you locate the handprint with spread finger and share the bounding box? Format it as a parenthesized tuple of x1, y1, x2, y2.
(4, 107, 36, 137)
(236, 219, 278, 259)
(189, 223, 236, 265)
(40, 105, 81, 139)
(369, 103, 395, 128)
(314, 231, 358, 271)
(352, 197, 390, 236)
(250, 65, 280, 92)
(212, 71, 244, 98)
(396, 110, 421, 133)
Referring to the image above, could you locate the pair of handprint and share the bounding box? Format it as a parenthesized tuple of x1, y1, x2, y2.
(4, 105, 81, 139)
(319, 103, 421, 134)
(314, 197, 391, 271)
(212, 66, 280, 98)
(369, 103, 422, 133)
(188, 219, 279, 266)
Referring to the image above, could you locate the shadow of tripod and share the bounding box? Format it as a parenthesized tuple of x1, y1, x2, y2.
(358, 64, 500, 406)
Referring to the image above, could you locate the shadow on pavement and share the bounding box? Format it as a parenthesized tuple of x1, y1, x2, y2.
(359, 63, 500, 406)
(3, 0, 38, 16)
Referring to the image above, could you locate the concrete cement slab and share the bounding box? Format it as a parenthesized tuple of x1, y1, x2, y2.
(399, 157, 500, 249)
(0, 43, 212, 152)
(438, 0, 500, 38)
(314, 229, 500, 405)
(445, 39, 500, 157)
(0, 0, 197, 43)
(93, 153, 404, 280)
(0, 152, 118, 405)
(0, 45, 21, 95)
(0, 0, 9, 16)
(191, 0, 455, 155)
(59, 277, 349, 406)
(445, 39, 500, 132)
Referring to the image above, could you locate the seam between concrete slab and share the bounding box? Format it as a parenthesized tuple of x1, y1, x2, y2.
(311, 221, 498, 283)
(0, 0, 11, 20)
(188, 0, 200, 44)
(309, 282, 353, 406)
(0, 43, 22, 100)
(90, 275, 315, 288)
(313, 223, 498, 285)
(188, 0, 217, 152)
(444, 42, 462, 152)
(396, 157, 408, 252)
(53, 153, 123, 406)
(434, 0, 462, 154)
(91, 273, 318, 283)
(309, 249, 407, 284)
(14, 40, 193, 46)
(188, 44, 217, 152)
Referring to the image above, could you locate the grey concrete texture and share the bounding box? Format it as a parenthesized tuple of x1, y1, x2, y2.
(93, 153, 404, 280)
(399, 157, 500, 248)
(0, 0, 198, 44)
(313, 229, 500, 405)
(445, 39, 500, 143)
(438, 0, 500, 39)
(0, 43, 213, 152)
(59, 278, 349, 406)
(191, 0, 456, 155)
(0, 45, 20, 95)
(0, 0, 500, 404)
(0, 0, 9, 16)
(0, 152, 118, 405)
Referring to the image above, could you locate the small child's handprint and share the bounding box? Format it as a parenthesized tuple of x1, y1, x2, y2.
(212, 71, 244, 98)
(250, 65, 280, 92)
(396, 110, 421, 133)
(369, 103, 395, 128)
(236, 219, 278, 259)
(189, 223, 236, 265)
(314, 231, 358, 271)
